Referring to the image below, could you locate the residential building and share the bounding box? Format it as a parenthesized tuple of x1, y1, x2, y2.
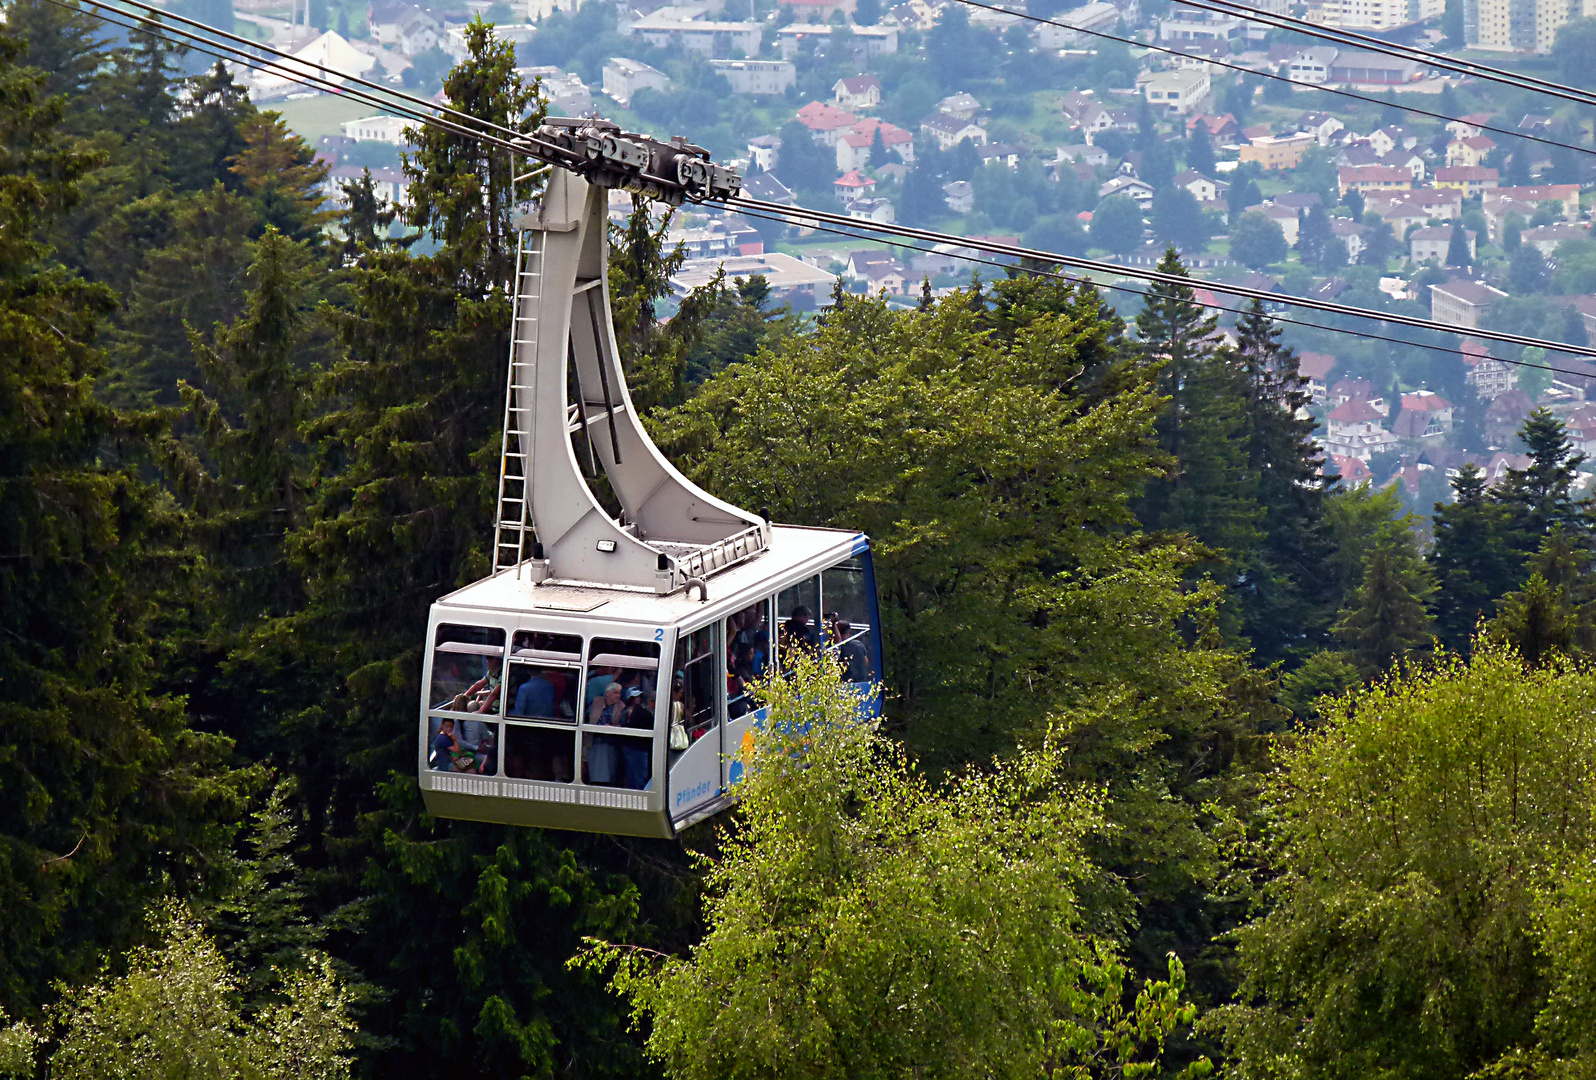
(780, 0, 857, 19)
(1369, 186, 1462, 222)
(942, 180, 974, 213)
(1061, 92, 1115, 141)
(1486, 183, 1580, 220)
(1240, 133, 1314, 170)
(833, 170, 875, 204)
(1446, 135, 1496, 167)
(741, 172, 796, 205)
(1565, 404, 1596, 456)
(1522, 222, 1589, 253)
(1462, 339, 1517, 399)
(774, 23, 899, 59)
(341, 114, 411, 144)
(1185, 111, 1240, 141)
(937, 92, 982, 121)
(1298, 351, 1337, 404)
(1141, 69, 1211, 114)
(796, 100, 858, 146)
(1158, 14, 1245, 41)
(978, 143, 1025, 168)
(1368, 125, 1418, 156)
(368, 2, 440, 53)
(667, 218, 762, 259)
(1099, 174, 1156, 207)
(1447, 113, 1493, 139)
(1175, 169, 1226, 201)
(1410, 225, 1475, 264)
(1331, 218, 1371, 261)
(1298, 110, 1345, 144)
(1433, 165, 1499, 197)
(1393, 391, 1454, 438)
(602, 57, 669, 106)
(1325, 397, 1400, 461)
(1338, 165, 1415, 196)
(747, 134, 781, 171)
(832, 75, 882, 111)
(711, 59, 796, 95)
(835, 117, 914, 171)
(920, 113, 988, 150)
(1034, 0, 1119, 47)
(1249, 203, 1301, 245)
(621, 11, 763, 56)
(1286, 45, 1339, 82)
(1328, 454, 1374, 483)
(1485, 390, 1535, 446)
(519, 68, 592, 117)
(848, 197, 895, 224)
(1320, 0, 1444, 31)
(1430, 278, 1508, 329)
(670, 251, 836, 307)
(324, 164, 407, 209)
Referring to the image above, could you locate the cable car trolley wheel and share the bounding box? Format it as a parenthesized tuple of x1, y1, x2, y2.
(417, 154, 881, 837)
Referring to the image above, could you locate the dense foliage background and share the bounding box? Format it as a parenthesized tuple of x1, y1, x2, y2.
(4, 8, 1596, 1079)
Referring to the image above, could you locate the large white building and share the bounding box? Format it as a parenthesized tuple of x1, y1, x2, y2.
(709, 59, 796, 95)
(1035, 1, 1119, 47)
(1466, 0, 1596, 52)
(621, 9, 763, 58)
(602, 57, 669, 106)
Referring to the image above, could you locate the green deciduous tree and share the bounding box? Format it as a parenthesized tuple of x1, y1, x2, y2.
(1090, 193, 1145, 254)
(1229, 210, 1288, 270)
(584, 654, 1213, 1080)
(47, 902, 354, 1080)
(1213, 648, 1596, 1080)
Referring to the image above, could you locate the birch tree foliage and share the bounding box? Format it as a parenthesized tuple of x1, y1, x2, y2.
(1212, 646, 1596, 1080)
(578, 654, 1213, 1080)
(40, 902, 355, 1080)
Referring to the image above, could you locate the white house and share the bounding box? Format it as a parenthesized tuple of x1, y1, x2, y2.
(1142, 69, 1211, 115)
(920, 113, 987, 150)
(832, 74, 882, 111)
(1034, 0, 1118, 47)
(341, 114, 412, 144)
(1324, 397, 1399, 461)
(602, 57, 669, 106)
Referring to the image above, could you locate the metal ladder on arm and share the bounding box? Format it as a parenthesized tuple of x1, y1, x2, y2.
(492, 229, 543, 574)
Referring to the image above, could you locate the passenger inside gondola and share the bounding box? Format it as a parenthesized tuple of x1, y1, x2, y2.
(430, 718, 459, 771)
(831, 618, 872, 682)
(779, 606, 819, 660)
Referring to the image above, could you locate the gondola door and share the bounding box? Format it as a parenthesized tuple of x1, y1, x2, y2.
(721, 595, 772, 791)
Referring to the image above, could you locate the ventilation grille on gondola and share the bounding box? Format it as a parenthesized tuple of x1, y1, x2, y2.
(428, 773, 646, 811)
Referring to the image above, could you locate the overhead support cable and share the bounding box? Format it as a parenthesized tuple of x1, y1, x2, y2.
(724, 195, 1596, 362)
(727, 203, 1586, 378)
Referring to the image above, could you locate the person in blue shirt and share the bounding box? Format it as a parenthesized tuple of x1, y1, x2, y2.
(513, 668, 559, 718)
(430, 718, 460, 771)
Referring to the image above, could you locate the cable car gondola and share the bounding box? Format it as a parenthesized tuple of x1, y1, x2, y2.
(418, 127, 883, 837)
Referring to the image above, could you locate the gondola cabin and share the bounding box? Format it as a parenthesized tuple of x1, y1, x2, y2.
(420, 529, 881, 837)
(416, 151, 882, 837)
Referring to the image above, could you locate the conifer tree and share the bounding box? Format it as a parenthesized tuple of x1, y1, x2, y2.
(1333, 528, 1436, 673)
(1429, 463, 1524, 649)
(1135, 249, 1263, 586)
(1446, 223, 1472, 268)
(1230, 299, 1337, 660)
(1499, 407, 1587, 537)
(0, 27, 253, 1013)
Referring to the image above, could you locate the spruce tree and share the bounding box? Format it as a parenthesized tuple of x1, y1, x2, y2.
(1135, 249, 1263, 597)
(1333, 528, 1436, 674)
(1445, 223, 1472, 268)
(1429, 463, 1524, 648)
(1499, 407, 1586, 538)
(1230, 299, 1337, 660)
(0, 28, 252, 1013)
(1296, 204, 1332, 267)
(1187, 123, 1215, 176)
